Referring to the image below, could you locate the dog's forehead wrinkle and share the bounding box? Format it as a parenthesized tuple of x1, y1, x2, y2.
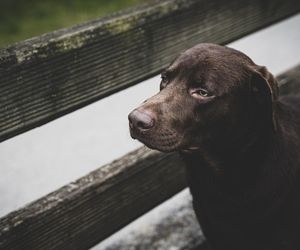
(177, 44, 254, 74)
(204, 63, 252, 96)
(172, 55, 250, 95)
(164, 65, 178, 78)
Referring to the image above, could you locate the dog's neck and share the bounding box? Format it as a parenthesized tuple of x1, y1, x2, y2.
(180, 112, 275, 188)
(181, 101, 299, 219)
(216, 121, 272, 169)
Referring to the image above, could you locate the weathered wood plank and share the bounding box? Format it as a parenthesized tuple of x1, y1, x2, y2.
(1, 65, 298, 250)
(1, 0, 299, 142)
(0, 147, 186, 250)
(94, 190, 205, 250)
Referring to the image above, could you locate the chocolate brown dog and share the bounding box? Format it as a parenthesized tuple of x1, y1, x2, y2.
(128, 43, 300, 250)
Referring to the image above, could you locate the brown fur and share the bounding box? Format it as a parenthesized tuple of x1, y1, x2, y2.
(129, 43, 300, 250)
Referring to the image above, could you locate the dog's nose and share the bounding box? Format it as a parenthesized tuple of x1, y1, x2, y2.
(128, 109, 155, 131)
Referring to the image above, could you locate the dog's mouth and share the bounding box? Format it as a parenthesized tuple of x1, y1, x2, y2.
(130, 127, 182, 152)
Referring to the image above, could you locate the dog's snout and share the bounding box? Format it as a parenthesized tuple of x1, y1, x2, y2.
(128, 109, 155, 131)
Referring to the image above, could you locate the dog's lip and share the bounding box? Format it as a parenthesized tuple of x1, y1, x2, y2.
(129, 130, 181, 152)
(181, 146, 200, 153)
(129, 126, 146, 140)
(129, 128, 137, 139)
(130, 132, 155, 149)
(130, 133, 187, 153)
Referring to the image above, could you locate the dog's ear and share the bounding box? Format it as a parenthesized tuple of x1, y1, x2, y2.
(250, 65, 279, 131)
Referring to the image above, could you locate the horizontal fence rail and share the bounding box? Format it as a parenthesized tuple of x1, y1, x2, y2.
(0, 0, 299, 142)
(96, 190, 205, 250)
(0, 147, 186, 250)
(0, 64, 299, 250)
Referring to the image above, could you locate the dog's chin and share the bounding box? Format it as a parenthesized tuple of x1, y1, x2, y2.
(142, 140, 200, 153)
(130, 130, 182, 153)
(142, 140, 180, 153)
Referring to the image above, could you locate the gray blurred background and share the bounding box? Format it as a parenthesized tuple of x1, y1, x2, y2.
(0, 12, 299, 219)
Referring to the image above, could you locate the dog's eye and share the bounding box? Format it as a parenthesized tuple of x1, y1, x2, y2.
(190, 87, 215, 101)
(161, 75, 168, 84)
(193, 88, 210, 97)
(160, 74, 169, 90)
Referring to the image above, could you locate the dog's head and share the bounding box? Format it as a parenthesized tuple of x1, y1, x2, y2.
(128, 43, 278, 153)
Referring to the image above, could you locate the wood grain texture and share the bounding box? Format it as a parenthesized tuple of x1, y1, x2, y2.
(95, 190, 205, 250)
(1, 0, 299, 142)
(0, 65, 299, 250)
(0, 147, 186, 250)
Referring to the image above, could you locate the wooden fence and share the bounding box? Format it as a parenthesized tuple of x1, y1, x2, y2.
(0, 0, 299, 249)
